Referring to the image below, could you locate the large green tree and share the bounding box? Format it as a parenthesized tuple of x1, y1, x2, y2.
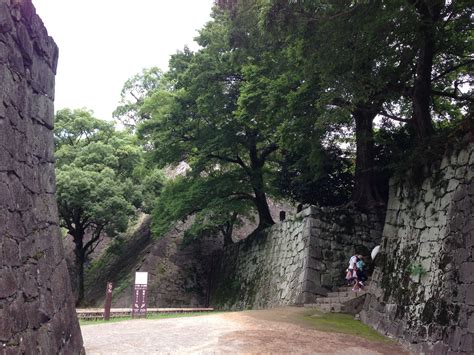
(263, 0, 473, 209)
(261, 0, 408, 208)
(138, 4, 292, 231)
(54, 108, 142, 303)
(407, 0, 473, 138)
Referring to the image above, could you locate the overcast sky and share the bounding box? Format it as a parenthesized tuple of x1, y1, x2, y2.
(33, 0, 214, 121)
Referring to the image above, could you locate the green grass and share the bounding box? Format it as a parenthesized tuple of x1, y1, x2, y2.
(299, 310, 392, 343)
(79, 311, 216, 326)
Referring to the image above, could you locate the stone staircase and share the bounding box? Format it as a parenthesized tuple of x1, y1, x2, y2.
(304, 282, 370, 314)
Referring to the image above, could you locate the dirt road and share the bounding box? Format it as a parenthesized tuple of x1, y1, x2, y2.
(81, 307, 408, 354)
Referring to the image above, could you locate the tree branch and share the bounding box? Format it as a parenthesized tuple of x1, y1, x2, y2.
(84, 225, 105, 256)
(64, 217, 76, 237)
(259, 143, 279, 161)
(86, 236, 102, 257)
(431, 89, 474, 102)
(379, 110, 410, 123)
(229, 192, 255, 202)
(207, 154, 250, 173)
(331, 97, 351, 108)
(432, 59, 474, 82)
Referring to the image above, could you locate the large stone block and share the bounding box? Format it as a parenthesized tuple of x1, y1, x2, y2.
(459, 263, 474, 284)
(0, 0, 83, 352)
(0, 3, 13, 34)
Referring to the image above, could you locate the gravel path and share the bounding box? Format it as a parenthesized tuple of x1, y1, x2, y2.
(81, 307, 408, 354)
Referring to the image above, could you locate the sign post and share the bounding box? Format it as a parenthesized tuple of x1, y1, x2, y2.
(132, 272, 148, 318)
(103, 282, 113, 321)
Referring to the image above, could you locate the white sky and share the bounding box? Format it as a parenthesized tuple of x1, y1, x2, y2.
(33, 0, 214, 121)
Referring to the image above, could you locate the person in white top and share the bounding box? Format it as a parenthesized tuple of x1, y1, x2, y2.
(346, 254, 361, 291)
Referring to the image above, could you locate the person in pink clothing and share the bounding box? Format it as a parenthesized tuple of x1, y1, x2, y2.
(345, 254, 360, 291)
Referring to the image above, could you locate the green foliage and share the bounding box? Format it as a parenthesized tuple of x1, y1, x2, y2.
(300, 310, 393, 343)
(134, 4, 295, 232)
(54, 108, 115, 149)
(55, 109, 141, 241)
(376, 118, 473, 185)
(151, 171, 253, 241)
(113, 67, 165, 130)
(277, 143, 354, 206)
(56, 167, 134, 235)
(113, 0, 472, 240)
(54, 108, 156, 302)
(132, 163, 166, 213)
(262, 0, 472, 206)
(408, 263, 428, 277)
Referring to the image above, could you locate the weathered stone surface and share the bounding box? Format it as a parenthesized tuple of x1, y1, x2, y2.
(212, 206, 383, 309)
(361, 143, 474, 354)
(0, 0, 83, 352)
(0, 5, 13, 34)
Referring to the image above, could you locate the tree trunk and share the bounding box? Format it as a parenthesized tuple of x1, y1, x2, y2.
(222, 215, 236, 246)
(223, 231, 233, 246)
(253, 186, 274, 230)
(351, 105, 384, 210)
(411, 25, 435, 139)
(76, 252, 85, 306)
(248, 136, 274, 230)
(410, 0, 442, 139)
(72, 231, 86, 306)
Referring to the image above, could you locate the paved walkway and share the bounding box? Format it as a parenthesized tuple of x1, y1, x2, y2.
(81, 307, 408, 354)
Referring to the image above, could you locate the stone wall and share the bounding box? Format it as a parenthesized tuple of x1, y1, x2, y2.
(361, 142, 474, 354)
(211, 206, 383, 309)
(83, 216, 223, 308)
(0, 0, 83, 353)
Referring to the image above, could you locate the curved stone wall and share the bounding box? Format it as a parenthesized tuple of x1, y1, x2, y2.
(0, 0, 83, 352)
(361, 142, 474, 354)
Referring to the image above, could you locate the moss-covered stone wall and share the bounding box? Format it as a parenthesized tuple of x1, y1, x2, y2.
(211, 206, 383, 309)
(361, 142, 474, 354)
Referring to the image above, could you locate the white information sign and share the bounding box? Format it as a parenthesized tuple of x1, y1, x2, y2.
(135, 272, 148, 285)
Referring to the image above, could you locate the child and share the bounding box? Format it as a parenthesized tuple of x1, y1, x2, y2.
(346, 254, 359, 290)
(356, 255, 367, 287)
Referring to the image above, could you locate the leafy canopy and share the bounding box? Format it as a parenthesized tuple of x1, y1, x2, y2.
(55, 108, 143, 241)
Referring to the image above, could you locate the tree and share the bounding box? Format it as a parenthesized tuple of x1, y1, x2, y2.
(278, 144, 354, 207)
(263, 0, 413, 209)
(263, 0, 473, 208)
(406, 0, 473, 138)
(54, 108, 141, 303)
(137, 4, 293, 231)
(152, 171, 253, 246)
(113, 67, 164, 130)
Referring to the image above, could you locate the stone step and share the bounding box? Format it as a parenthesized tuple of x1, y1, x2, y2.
(327, 288, 364, 297)
(326, 290, 367, 298)
(336, 283, 371, 292)
(326, 291, 351, 297)
(314, 296, 355, 304)
(335, 289, 368, 295)
(304, 282, 369, 314)
(304, 280, 371, 312)
(306, 303, 343, 313)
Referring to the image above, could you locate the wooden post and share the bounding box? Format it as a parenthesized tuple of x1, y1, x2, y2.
(104, 282, 113, 321)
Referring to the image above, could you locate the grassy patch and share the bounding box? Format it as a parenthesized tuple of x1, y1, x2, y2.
(299, 310, 392, 343)
(79, 311, 216, 326)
